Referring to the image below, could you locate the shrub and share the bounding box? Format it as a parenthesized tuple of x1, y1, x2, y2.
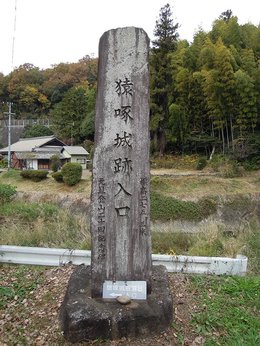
(52, 171, 63, 182)
(0, 184, 16, 204)
(242, 156, 260, 171)
(50, 154, 61, 172)
(150, 192, 216, 221)
(219, 161, 244, 178)
(0, 158, 8, 168)
(209, 155, 244, 177)
(20, 170, 48, 182)
(196, 157, 207, 170)
(61, 162, 82, 186)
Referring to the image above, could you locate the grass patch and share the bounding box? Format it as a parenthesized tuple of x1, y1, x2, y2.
(152, 231, 194, 255)
(150, 175, 172, 191)
(0, 169, 21, 180)
(151, 220, 260, 274)
(0, 201, 58, 221)
(151, 191, 217, 221)
(0, 169, 92, 196)
(190, 275, 260, 345)
(0, 265, 44, 309)
(0, 201, 91, 249)
(151, 154, 198, 169)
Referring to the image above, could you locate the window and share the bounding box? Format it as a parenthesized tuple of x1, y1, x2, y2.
(38, 159, 49, 170)
(76, 158, 86, 164)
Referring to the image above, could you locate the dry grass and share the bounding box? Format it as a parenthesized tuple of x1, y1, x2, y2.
(0, 202, 91, 250)
(0, 169, 92, 197)
(1, 168, 259, 201)
(151, 171, 260, 200)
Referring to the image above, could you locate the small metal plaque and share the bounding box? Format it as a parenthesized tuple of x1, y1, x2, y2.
(102, 280, 147, 300)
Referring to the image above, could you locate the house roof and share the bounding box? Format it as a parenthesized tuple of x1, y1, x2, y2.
(0, 136, 66, 153)
(62, 146, 89, 155)
(15, 151, 65, 160)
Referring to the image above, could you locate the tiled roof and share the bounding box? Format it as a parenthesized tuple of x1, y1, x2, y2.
(62, 146, 89, 155)
(0, 136, 65, 153)
(15, 151, 65, 160)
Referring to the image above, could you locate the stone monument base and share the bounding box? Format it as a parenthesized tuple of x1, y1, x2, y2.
(59, 265, 173, 342)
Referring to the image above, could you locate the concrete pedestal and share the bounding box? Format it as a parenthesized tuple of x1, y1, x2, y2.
(59, 265, 173, 342)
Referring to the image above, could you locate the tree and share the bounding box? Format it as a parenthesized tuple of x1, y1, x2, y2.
(219, 10, 233, 22)
(214, 39, 236, 150)
(50, 154, 61, 172)
(234, 69, 258, 136)
(21, 124, 53, 138)
(150, 3, 179, 155)
(6, 64, 48, 116)
(80, 87, 96, 141)
(52, 84, 95, 144)
(168, 103, 187, 152)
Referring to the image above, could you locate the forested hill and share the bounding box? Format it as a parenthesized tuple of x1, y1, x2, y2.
(0, 5, 259, 161)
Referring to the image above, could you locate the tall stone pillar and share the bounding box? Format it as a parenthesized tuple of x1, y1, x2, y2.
(60, 28, 173, 343)
(91, 27, 152, 297)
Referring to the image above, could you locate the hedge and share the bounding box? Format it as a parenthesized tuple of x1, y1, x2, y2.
(20, 170, 48, 182)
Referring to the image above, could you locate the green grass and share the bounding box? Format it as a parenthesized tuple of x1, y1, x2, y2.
(151, 191, 217, 221)
(1, 198, 259, 273)
(150, 154, 198, 169)
(0, 201, 58, 221)
(0, 201, 91, 249)
(152, 231, 194, 255)
(0, 265, 44, 309)
(190, 275, 260, 345)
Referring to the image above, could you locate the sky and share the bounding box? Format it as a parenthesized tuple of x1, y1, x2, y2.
(0, 0, 259, 75)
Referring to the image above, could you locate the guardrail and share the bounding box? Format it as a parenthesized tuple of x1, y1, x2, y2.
(0, 119, 51, 128)
(0, 245, 247, 276)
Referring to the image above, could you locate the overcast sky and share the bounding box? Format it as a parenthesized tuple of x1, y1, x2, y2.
(0, 0, 259, 75)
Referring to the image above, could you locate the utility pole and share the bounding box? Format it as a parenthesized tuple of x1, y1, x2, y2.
(4, 102, 15, 170)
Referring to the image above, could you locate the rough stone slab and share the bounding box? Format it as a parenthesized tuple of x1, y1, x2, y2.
(59, 265, 173, 342)
(91, 27, 152, 297)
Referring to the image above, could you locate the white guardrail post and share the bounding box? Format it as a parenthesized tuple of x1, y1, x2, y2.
(0, 245, 247, 276)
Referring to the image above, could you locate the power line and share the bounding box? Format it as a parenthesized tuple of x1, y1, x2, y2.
(11, 0, 18, 70)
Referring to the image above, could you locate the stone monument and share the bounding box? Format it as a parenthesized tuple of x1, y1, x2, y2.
(91, 26, 152, 297)
(60, 27, 173, 342)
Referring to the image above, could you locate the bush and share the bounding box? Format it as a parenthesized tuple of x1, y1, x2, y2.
(219, 161, 244, 178)
(0, 184, 16, 204)
(20, 170, 48, 182)
(196, 157, 207, 170)
(61, 162, 82, 186)
(150, 192, 217, 221)
(52, 171, 63, 182)
(242, 156, 260, 171)
(50, 155, 61, 172)
(209, 155, 244, 177)
(0, 158, 8, 168)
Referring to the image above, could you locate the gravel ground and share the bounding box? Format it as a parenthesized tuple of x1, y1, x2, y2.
(1, 265, 203, 346)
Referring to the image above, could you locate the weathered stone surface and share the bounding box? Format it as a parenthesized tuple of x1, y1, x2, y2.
(91, 27, 152, 297)
(59, 265, 173, 342)
(116, 295, 131, 305)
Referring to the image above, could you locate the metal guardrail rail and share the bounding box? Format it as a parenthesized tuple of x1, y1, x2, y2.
(0, 119, 51, 128)
(0, 245, 248, 276)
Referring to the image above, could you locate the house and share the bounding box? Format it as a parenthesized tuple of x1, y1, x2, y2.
(0, 135, 89, 170)
(62, 146, 90, 169)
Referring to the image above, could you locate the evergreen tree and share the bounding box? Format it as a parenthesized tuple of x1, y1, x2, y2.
(150, 3, 179, 155)
(52, 85, 94, 144)
(219, 10, 233, 22)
